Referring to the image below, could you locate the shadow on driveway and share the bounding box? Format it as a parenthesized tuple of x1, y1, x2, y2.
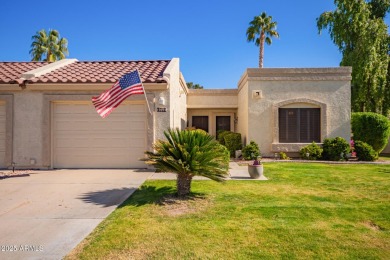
(78, 187, 137, 207)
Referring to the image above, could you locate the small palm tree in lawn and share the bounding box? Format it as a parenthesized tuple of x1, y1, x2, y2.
(246, 12, 279, 68)
(145, 129, 230, 197)
(30, 29, 69, 62)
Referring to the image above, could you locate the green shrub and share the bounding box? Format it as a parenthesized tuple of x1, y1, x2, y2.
(351, 112, 390, 153)
(279, 152, 290, 160)
(215, 142, 231, 165)
(300, 142, 323, 160)
(242, 141, 261, 160)
(217, 130, 230, 145)
(354, 141, 378, 161)
(322, 137, 350, 161)
(224, 132, 242, 157)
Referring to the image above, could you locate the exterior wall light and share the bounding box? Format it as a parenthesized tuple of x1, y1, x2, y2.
(158, 97, 166, 106)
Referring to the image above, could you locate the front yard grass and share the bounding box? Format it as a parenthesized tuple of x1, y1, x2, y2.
(67, 163, 390, 259)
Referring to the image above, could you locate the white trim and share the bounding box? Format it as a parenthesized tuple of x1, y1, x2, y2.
(21, 59, 78, 79)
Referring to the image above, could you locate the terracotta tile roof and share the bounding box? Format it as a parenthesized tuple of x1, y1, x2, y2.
(0, 60, 170, 84)
(0, 62, 49, 84)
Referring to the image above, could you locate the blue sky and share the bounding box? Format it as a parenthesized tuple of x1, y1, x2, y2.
(0, 1, 388, 89)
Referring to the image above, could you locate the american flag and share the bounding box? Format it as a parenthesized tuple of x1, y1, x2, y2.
(92, 69, 144, 118)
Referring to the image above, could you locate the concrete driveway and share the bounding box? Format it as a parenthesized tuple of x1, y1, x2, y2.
(0, 169, 152, 260)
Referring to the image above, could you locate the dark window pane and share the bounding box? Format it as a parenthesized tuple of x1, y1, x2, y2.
(279, 108, 298, 143)
(279, 108, 320, 143)
(216, 116, 231, 132)
(192, 116, 209, 132)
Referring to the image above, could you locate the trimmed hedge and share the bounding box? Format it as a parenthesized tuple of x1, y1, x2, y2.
(322, 137, 350, 161)
(217, 130, 230, 145)
(224, 132, 242, 157)
(242, 141, 261, 160)
(354, 140, 378, 161)
(351, 112, 390, 153)
(300, 142, 323, 160)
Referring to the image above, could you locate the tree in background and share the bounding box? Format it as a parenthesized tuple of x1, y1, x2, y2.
(186, 82, 204, 89)
(246, 12, 279, 68)
(30, 29, 69, 62)
(317, 0, 390, 116)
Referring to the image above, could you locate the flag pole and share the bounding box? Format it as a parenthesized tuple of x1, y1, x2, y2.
(136, 69, 152, 115)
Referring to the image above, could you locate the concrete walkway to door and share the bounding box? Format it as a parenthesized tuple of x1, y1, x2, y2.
(0, 169, 153, 260)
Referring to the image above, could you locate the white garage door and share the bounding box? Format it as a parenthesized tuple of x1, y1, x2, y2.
(0, 103, 5, 168)
(53, 102, 147, 168)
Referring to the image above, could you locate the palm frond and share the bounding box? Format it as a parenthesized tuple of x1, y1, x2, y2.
(29, 29, 69, 61)
(144, 129, 230, 181)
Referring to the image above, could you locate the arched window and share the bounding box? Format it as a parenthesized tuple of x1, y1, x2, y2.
(274, 99, 327, 144)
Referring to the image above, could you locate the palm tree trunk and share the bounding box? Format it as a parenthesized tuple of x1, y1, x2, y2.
(47, 50, 51, 62)
(176, 174, 193, 197)
(259, 32, 265, 68)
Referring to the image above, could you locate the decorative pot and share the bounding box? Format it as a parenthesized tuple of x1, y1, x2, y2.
(248, 164, 264, 179)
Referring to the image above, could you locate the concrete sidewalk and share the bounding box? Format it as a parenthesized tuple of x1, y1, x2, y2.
(0, 169, 152, 260)
(148, 162, 267, 180)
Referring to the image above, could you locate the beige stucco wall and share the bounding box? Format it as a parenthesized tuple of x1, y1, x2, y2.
(187, 89, 237, 109)
(187, 89, 238, 136)
(165, 59, 187, 131)
(237, 68, 352, 157)
(237, 81, 249, 145)
(187, 109, 237, 136)
(13, 92, 45, 168)
(0, 80, 172, 169)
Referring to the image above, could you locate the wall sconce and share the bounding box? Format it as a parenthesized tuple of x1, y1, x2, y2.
(158, 97, 166, 106)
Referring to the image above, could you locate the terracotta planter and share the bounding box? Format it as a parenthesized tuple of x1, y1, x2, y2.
(248, 164, 264, 179)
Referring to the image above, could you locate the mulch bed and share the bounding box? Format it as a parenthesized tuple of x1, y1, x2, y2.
(232, 158, 390, 165)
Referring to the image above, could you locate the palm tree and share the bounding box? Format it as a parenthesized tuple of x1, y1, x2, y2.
(145, 129, 230, 197)
(30, 29, 69, 62)
(246, 12, 279, 68)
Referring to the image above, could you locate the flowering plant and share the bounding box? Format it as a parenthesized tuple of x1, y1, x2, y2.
(350, 139, 356, 157)
(252, 155, 262, 165)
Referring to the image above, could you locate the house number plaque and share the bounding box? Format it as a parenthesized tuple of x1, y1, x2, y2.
(157, 107, 167, 112)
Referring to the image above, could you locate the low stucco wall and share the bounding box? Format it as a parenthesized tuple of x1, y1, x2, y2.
(382, 137, 390, 154)
(238, 68, 352, 157)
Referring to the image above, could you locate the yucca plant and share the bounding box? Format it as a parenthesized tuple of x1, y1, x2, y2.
(145, 129, 230, 197)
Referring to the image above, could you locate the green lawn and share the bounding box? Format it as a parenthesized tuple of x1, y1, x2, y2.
(379, 154, 390, 161)
(67, 163, 390, 259)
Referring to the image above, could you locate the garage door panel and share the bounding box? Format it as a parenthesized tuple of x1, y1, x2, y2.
(56, 147, 144, 156)
(53, 102, 147, 168)
(54, 156, 145, 168)
(55, 119, 146, 131)
(55, 138, 134, 148)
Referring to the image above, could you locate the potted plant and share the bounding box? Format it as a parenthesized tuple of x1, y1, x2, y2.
(248, 155, 264, 179)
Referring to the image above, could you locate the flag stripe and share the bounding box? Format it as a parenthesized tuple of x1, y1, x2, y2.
(100, 89, 144, 118)
(96, 86, 143, 115)
(93, 85, 143, 108)
(92, 83, 121, 105)
(94, 85, 143, 113)
(91, 69, 145, 118)
(95, 88, 144, 117)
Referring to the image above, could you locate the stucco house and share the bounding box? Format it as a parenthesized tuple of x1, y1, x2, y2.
(0, 58, 352, 169)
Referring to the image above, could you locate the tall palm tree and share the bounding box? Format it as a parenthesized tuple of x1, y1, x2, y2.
(145, 129, 230, 197)
(246, 12, 279, 68)
(30, 29, 69, 62)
